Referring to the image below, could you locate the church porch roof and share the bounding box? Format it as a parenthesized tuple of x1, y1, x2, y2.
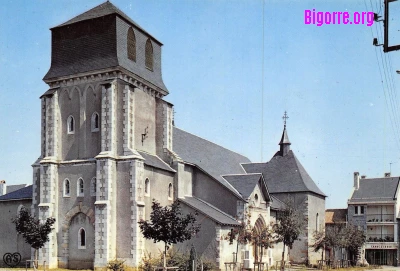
(179, 196, 240, 226)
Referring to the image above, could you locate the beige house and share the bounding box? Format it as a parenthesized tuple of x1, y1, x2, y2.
(0, 1, 325, 270)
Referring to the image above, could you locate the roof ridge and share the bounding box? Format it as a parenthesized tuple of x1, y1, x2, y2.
(292, 152, 326, 196)
(174, 127, 250, 161)
(222, 173, 262, 177)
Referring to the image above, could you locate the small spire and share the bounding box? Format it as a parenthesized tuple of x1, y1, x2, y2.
(279, 111, 291, 156)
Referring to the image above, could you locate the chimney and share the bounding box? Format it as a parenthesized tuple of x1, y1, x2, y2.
(0, 180, 6, 196)
(384, 172, 391, 177)
(354, 172, 360, 190)
(361, 175, 367, 179)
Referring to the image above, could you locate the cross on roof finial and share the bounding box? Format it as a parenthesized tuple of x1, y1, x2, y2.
(282, 111, 289, 128)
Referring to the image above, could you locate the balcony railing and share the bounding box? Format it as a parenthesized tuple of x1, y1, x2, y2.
(366, 214, 394, 222)
(367, 234, 395, 242)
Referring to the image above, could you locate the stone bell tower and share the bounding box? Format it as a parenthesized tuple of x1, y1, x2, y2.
(32, 1, 174, 269)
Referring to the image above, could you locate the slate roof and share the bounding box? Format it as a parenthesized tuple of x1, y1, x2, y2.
(179, 196, 240, 226)
(222, 173, 263, 199)
(173, 127, 251, 198)
(53, 1, 161, 44)
(6, 184, 29, 194)
(242, 150, 326, 197)
(325, 208, 347, 224)
(0, 185, 32, 201)
(138, 151, 176, 173)
(349, 177, 399, 203)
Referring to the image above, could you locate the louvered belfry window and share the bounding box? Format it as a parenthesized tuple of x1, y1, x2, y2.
(127, 27, 136, 61)
(145, 39, 153, 70)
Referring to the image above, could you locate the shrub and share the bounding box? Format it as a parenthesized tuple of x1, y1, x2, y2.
(139, 249, 218, 271)
(107, 259, 126, 271)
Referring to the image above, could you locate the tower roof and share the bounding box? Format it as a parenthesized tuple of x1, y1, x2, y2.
(52, 1, 162, 45)
(242, 151, 326, 197)
(279, 126, 291, 145)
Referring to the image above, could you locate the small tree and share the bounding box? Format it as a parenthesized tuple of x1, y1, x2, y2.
(251, 224, 277, 263)
(224, 219, 252, 263)
(12, 207, 56, 269)
(342, 226, 366, 264)
(138, 200, 200, 269)
(273, 200, 307, 270)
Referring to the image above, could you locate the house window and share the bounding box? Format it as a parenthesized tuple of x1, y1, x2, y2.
(77, 178, 84, 197)
(144, 178, 150, 196)
(67, 116, 75, 134)
(168, 183, 173, 199)
(90, 177, 96, 197)
(64, 179, 70, 197)
(145, 39, 153, 70)
(355, 205, 365, 215)
(127, 27, 136, 61)
(91, 112, 99, 132)
(78, 228, 86, 249)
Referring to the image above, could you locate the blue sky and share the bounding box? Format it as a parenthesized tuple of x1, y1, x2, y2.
(1, 0, 400, 208)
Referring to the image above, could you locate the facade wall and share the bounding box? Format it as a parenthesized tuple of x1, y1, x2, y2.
(307, 193, 325, 264)
(272, 192, 310, 264)
(68, 213, 95, 269)
(116, 17, 165, 91)
(193, 170, 238, 217)
(0, 199, 32, 267)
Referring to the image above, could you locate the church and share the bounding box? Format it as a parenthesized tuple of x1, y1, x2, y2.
(0, 1, 326, 270)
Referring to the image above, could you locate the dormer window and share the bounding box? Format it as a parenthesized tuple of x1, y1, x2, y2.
(67, 115, 75, 134)
(127, 27, 136, 61)
(145, 39, 153, 71)
(91, 112, 99, 132)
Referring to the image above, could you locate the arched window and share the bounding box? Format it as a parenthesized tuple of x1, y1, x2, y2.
(91, 112, 99, 132)
(127, 27, 136, 61)
(78, 227, 86, 249)
(67, 115, 75, 134)
(254, 193, 259, 207)
(168, 183, 173, 199)
(145, 39, 153, 70)
(77, 178, 84, 197)
(91, 177, 96, 197)
(316, 213, 319, 231)
(144, 178, 150, 196)
(64, 179, 70, 197)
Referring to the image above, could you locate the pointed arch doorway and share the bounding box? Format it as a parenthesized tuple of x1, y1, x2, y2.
(253, 217, 267, 264)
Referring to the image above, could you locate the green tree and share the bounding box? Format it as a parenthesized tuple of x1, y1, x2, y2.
(224, 219, 252, 263)
(138, 200, 200, 269)
(12, 207, 56, 270)
(251, 224, 277, 263)
(273, 201, 307, 271)
(342, 225, 366, 264)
